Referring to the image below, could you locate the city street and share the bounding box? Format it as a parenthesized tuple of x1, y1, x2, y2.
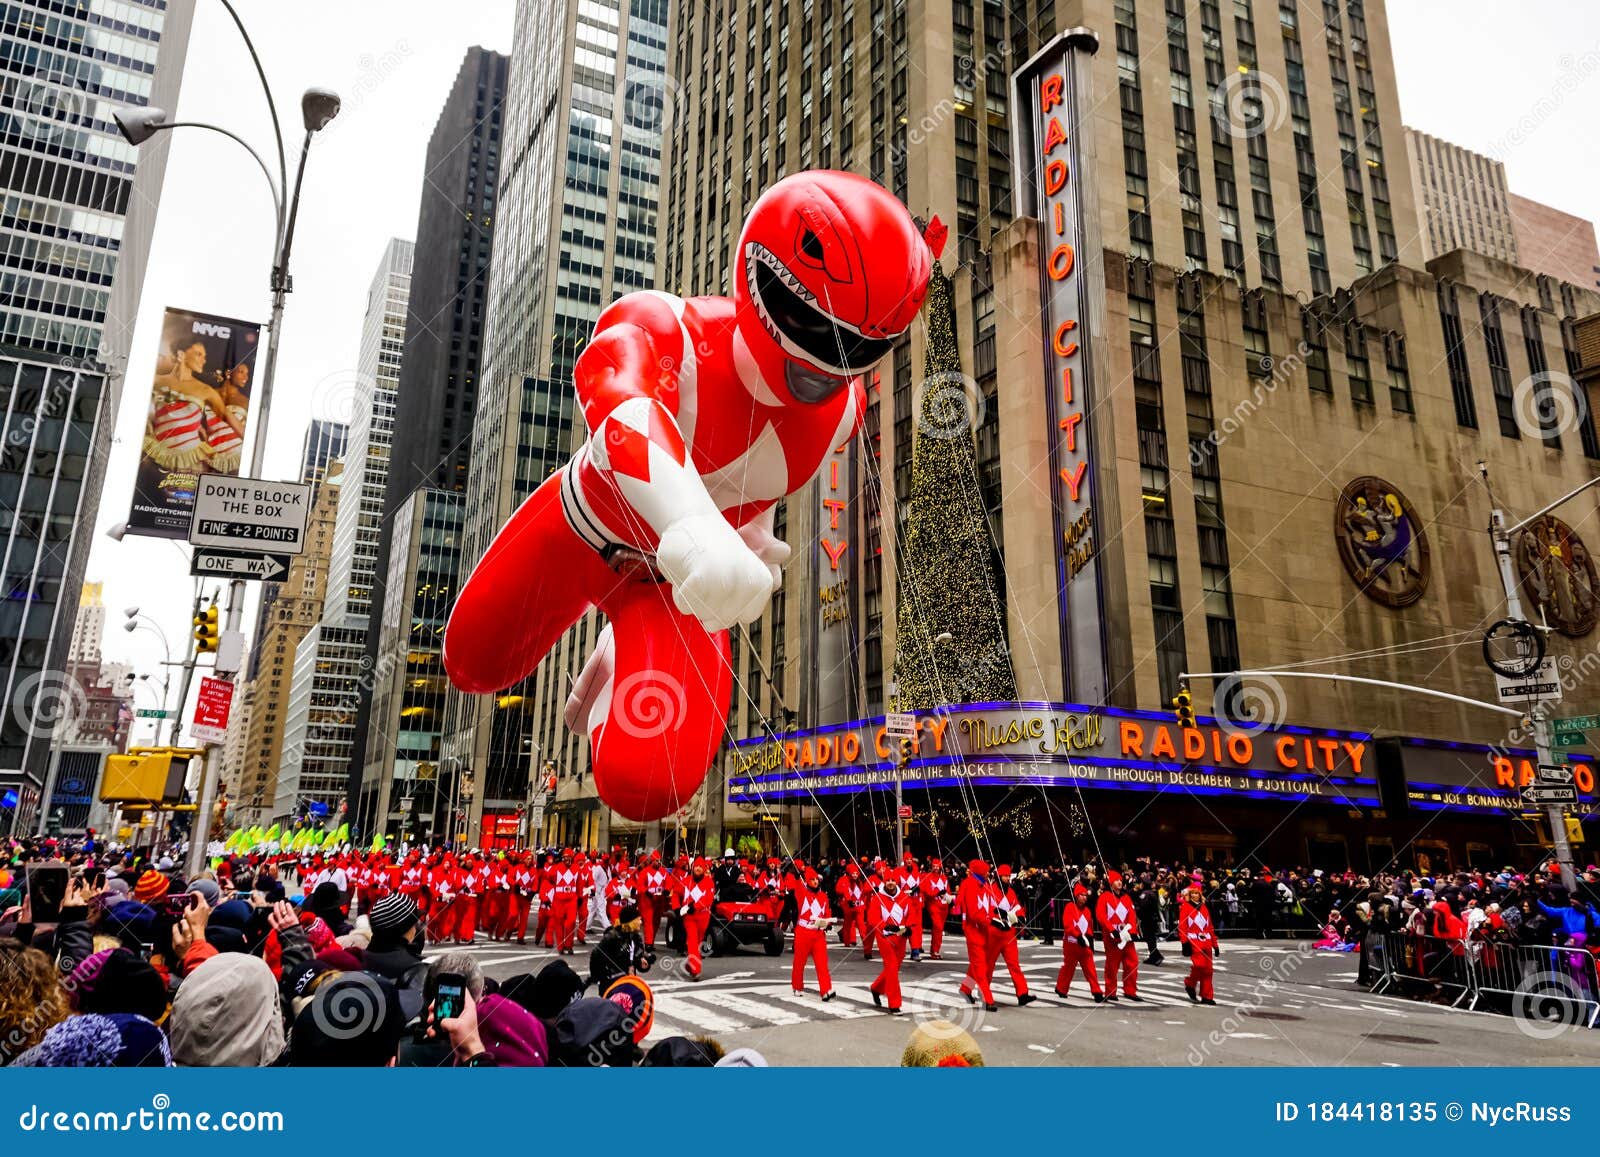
(426, 933, 1600, 1066)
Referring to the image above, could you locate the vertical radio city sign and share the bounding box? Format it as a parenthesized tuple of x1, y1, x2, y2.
(1011, 29, 1111, 704)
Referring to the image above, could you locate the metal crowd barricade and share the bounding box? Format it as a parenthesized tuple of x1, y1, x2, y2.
(1466, 940, 1600, 1028)
(1366, 932, 1474, 1006)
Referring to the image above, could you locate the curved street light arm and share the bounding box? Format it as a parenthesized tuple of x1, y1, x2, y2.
(217, 0, 288, 214)
(158, 120, 284, 245)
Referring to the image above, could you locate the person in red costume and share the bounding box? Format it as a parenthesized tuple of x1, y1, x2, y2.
(1055, 883, 1105, 1001)
(988, 865, 1037, 1006)
(1096, 871, 1143, 1002)
(534, 856, 556, 947)
(430, 856, 460, 943)
(637, 853, 669, 948)
(507, 855, 536, 943)
(898, 853, 925, 961)
(792, 868, 836, 1000)
(443, 171, 937, 825)
(835, 862, 866, 948)
(674, 858, 716, 981)
(605, 864, 635, 926)
(867, 875, 912, 1014)
(921, 857, 951, 959)
(572, 851, 591, 945)
(1177, 882, 1220, 1005)
(455, 855, 482, 944)
(550, 850, 582, 954)
(956, 860, 998, 1011)
(479, 857, 506, 941)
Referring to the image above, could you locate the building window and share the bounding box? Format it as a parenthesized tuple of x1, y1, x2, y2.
(1520, 306, 1558, 447)
(1481, 294, 1518, 438)
(1385, 333, 1414, 415)
(1345, 321, 1372, 406)
(1438, 281, 1476, 428)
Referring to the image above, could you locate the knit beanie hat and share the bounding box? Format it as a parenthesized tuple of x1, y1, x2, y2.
(370, 893, 419, 935)
(131, 870, 169, 904)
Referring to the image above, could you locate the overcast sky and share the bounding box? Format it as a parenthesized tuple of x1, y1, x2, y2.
(88, 0, 1600, 744)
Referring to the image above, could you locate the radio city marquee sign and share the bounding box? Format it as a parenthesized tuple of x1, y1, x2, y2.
(1009, 29, 1112, 703)
(727, 703, 1591, 813)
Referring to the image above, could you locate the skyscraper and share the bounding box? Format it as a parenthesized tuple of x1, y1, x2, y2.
(323, 238, 413, 630)
(0, 0, 194, 828)
(349, 48, 508, 833)
(1404, 128, 1519, 266)
(299, 419, 350, 486)
(441, 0, 668, 846)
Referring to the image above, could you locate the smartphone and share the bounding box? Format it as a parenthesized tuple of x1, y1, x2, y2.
(25, 861, 69, 923)
(433, 971, 467, 1023)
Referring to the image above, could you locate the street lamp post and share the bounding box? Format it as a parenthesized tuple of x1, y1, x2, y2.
(116, 38, 340, 878)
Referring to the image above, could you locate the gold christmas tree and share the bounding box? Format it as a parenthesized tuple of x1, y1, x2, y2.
(891, 265, 1017, 710)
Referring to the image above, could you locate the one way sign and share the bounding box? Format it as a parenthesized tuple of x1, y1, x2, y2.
(191, 548, 291, 581)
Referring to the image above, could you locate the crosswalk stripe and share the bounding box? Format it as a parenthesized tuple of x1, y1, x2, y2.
(660, 996, 749, 1033)
(691, 989, 807, 1025)
(774, 990, 875, 1018)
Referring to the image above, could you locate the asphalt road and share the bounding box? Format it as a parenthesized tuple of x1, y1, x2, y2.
(426, 931, 1600, 1066)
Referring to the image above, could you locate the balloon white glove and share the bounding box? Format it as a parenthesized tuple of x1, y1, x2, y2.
(657, 513, 775, 631)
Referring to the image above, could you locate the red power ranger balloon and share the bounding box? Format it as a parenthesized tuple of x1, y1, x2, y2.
(445, 170, 935, 821)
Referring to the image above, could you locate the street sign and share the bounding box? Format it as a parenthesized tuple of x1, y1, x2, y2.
(190, 547, 291, 581)
(135, 708, 171, 719)
(1537, 763, 1576, 786)
(1553, 729, 1588, 749)
(1555, 714, 1600, 731)
(190, 676, 234, 745)
(188, 476, 312, 554)
(1524, 784, 1578, 805)
(897, 804, 913, 819)
(885, 712, 916, 738)
(1494, 658, 1562, 704)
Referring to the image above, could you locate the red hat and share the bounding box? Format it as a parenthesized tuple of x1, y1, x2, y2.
(803, 868, 820, 886)
(766, 857, 780, 867)
(930, 857, 942, 867)
(997, 864, 1012, 876)
(968, 860, 988, 876)
(1107, 870, 1123, 886)
(132, 870, 169, 904)
(691, 857, 707, 871)
(1073, 883, 1089, 899)
(846, 863, 860, 877)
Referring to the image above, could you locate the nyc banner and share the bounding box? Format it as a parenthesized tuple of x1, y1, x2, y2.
(126, 307, 260, 538)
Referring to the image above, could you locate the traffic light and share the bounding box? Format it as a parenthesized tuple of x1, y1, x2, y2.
(897, 737, 915, 767)
(1172, 683, 1196, 729)
(193, 606, 219, 653)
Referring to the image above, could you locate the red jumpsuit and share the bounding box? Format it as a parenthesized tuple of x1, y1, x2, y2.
(867, 890, 911, 1011)
(550, 862, 581, 953)
(674, 871, 715, 978)
(455, 861, 482, 943)
(1178, 898, 1218, 1001)
(988, 879, 1031, 1000)
(1056, 896, 1103, 996)
(1096, 888, 1140, 998)
(534, 866, 556, 947)
(792, 885, 834, 996)
(835, 871, 866, 947)
(480, 862, 507, 940)
(441, 172, 935, 826)
(507, 861, 535, 942)
(921, 866, 951, 957)
(605, 870, 634, 925)
(898, 862, 925, 954)
(955, 871, 998, 1005)
(638, 862, 669, 947)
(430, 862, 461, 942)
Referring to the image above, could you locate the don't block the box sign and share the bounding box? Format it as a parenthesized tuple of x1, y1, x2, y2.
(1011, 28, 1110, 704)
